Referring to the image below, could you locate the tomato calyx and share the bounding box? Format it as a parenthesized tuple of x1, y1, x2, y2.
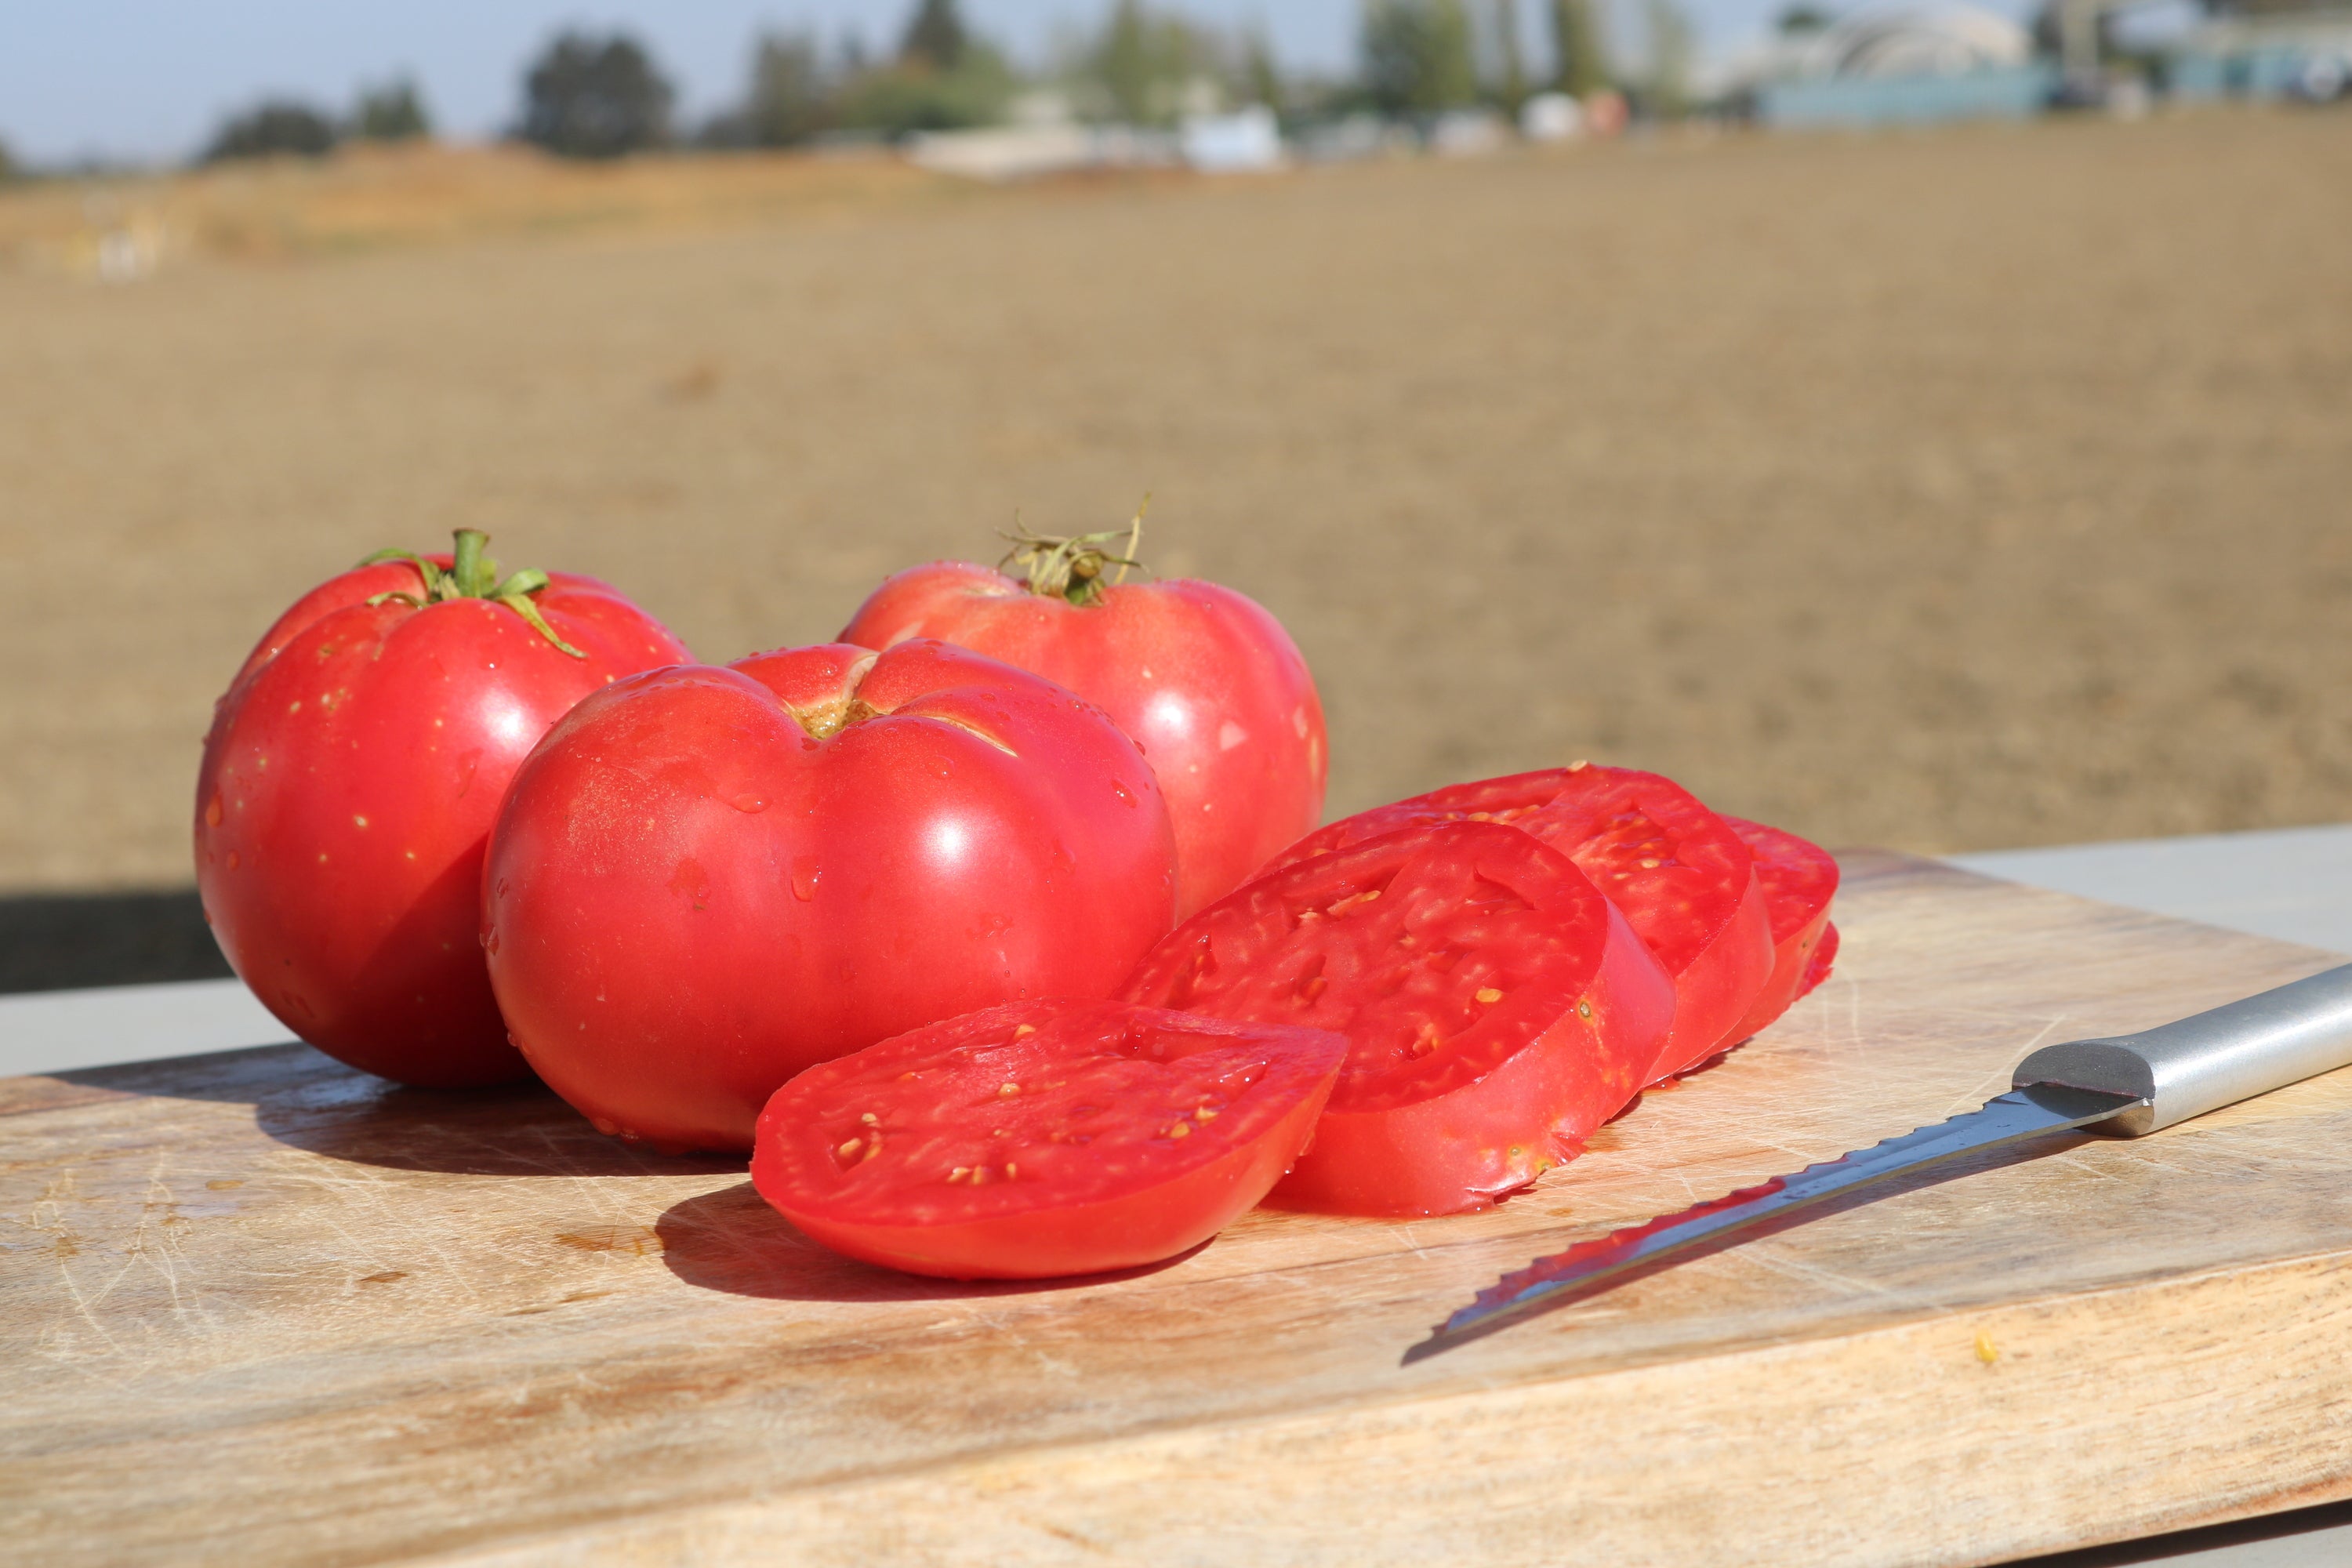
(358, 528, 586, 659)
(998, 501, 1148, 608)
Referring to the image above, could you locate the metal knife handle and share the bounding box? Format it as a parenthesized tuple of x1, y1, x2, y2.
(2013, 961, 2352, 1136)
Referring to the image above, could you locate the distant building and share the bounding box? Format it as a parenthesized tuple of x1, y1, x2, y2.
(2167, 5, 2352, 99)
(1730, 5, 2060, 127)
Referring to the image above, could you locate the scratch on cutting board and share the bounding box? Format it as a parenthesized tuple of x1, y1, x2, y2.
(1942, 1014, 2071, 1117)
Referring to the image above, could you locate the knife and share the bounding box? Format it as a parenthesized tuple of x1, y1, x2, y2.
(1406, 960, 2352, 1364)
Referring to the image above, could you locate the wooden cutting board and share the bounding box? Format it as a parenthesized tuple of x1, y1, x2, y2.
(5, 852, 2351, 1568)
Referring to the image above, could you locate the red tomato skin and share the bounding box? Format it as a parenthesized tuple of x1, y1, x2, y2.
(752, 1002, 1342, 1279)
(483, 641, 1181, 1152)
(1717, 818, 1841, 1049)
(1800, 923, 1840, 999)
(1258, 767, 1773, 1086)
(1123, 822, 1676, 1218)
(194, 560, 691, 1087)
(841, 561, 1327, 918)
(1272, 895, 1672, 1216)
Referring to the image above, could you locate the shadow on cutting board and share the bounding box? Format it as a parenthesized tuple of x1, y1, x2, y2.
(655, 1179, 1199, 1303)
(30, 1044, 739, 1181)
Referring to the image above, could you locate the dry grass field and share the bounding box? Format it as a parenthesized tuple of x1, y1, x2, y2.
(3, 111, 2350, 906)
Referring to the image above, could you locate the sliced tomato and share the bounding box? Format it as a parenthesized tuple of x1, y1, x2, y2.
(751, 1000, 1344, 1279)
(1121, 821, 1674, 1217)
(1525, 768, 1773, 1080)
(1802, 922, 1839, 998)
(1717, 818, 1841, 1050)
(1256, 765, 1771, 1086)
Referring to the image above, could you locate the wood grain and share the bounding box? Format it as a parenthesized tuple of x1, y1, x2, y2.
(4, 853, 2350, 1566)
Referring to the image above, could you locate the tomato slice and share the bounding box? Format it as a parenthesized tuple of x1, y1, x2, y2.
(750, 1000, 1344, 1279)
(1802, 921, 1839, 998)
(1257, 766, 1771, 1086)
(1525, 768, 1773, 1081)
(1122, 821, 1674, 1217)
(1717, 818, 1841, 1051)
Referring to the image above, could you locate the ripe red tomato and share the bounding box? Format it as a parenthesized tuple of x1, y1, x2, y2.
(484, 639, 1181, 1153)
(1122, 822, 1675, 1217)
(839, 531, 1325, 919)
(1258, 765, 1773, 1086)
(751, 1000, 1345, 1279)
(194, 532, 690, 1088)
(1719, 818, 1840, 1049)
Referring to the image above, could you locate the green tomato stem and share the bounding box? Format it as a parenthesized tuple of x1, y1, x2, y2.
(355, 531, 586, 658)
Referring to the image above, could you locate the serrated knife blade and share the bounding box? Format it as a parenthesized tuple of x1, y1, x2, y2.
(1406, 960, 2352, 1365)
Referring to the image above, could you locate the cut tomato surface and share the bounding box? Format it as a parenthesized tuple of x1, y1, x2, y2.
(1256, 765, 1770, 1086)
(751, 1000, 1344, 1279)
(1717, 818, 1841, 1051)
(1121, 821, 1674, 1217)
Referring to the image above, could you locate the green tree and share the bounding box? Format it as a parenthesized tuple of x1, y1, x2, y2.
(202, 100, 339, 162)
(352, 78, 431, 141)
(1645, 0, 1693, 115)
(899, 0, 970, 71)
(722, 32, 833, 147)
(1774, 3, 1832, 33)
(1548, 0, 1612, 96)
(1087, 0, 1218, 125)
(1362, 0, 1479, 115)
(516, 32, 673, 159)
(838, 38, 1014, 137)
(1492, 0, 1530, 112)
(1240, 24, 1284, 111)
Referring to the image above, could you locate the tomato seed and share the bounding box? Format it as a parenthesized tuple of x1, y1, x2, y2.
(999, 1083, 1020, 1098)
(1475, 988, 1503, 1004)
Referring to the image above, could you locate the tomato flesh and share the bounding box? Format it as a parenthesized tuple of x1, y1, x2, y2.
(1122, 821, 1674, 1217)
(485, 640, 1180, 1152)
(194, 557, 690, 1087)
(1718, 818, 1841, 1049)
(842, 561, 1327, 918)
(1258, 766, 1772, 1086)
(752, 1000, 1344, 1279)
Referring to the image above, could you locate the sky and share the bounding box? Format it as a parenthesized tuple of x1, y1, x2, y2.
(0, 0, 1835, 166)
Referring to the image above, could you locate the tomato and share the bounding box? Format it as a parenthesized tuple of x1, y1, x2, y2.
(1803, 923, 1840, 996)
(1258, 765, 1773, 1085)
(751, 1000, 1345, 1279)
(839, 527, 1326, 919)
(1719, 818, 1840, 1049)
(194, 532, 690, 1087)
(483, 639, 1181, 1152)
(1120, 822, 1675, 1217)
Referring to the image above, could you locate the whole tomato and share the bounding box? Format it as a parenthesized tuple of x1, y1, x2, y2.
(481, 638, 1181, 1152)
(195, 531, 691, 1087)
(839, 522, 1325, 918)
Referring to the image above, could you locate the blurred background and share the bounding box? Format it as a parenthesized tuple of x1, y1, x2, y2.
(2, 0, 2348, 990)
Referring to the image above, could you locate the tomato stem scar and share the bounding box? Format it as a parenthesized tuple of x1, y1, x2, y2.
(357, 530, 586, 659)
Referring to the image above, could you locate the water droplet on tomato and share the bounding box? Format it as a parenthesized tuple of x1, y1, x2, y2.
(791, 857, 822, 902)
(485, 930, 501, 955)
(1111, 780, 1134, 807)
(225, 850, 240, 871)
(728, 792, 770, 814)
(204, 797, 223, 827)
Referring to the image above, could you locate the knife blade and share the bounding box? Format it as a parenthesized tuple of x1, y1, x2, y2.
(1406, 959, 2352, 1364)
